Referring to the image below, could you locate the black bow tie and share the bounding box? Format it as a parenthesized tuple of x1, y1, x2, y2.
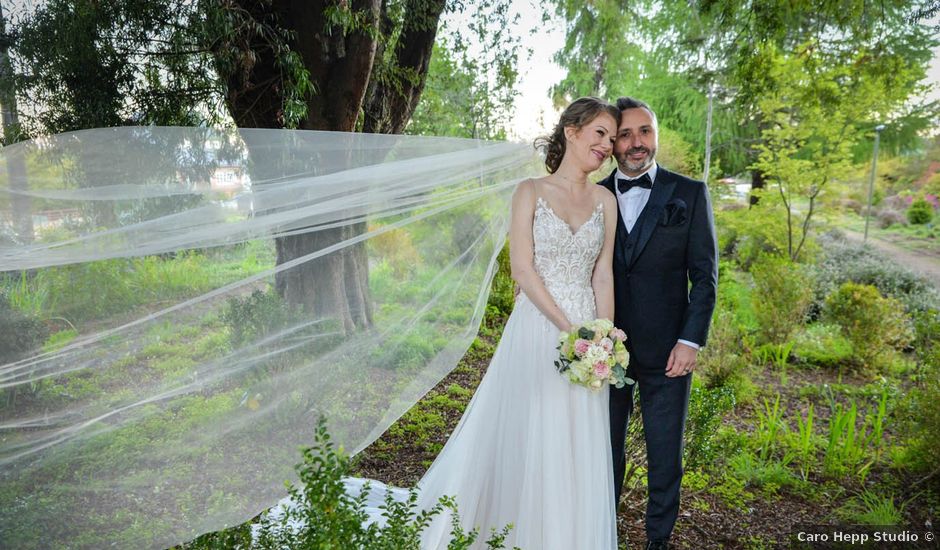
(617, 173, 652, 193)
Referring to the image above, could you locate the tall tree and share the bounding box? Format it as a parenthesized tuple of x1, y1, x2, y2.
(0, 2, 31, 243)
(408, 1, 523, 139)
(750, 41, 923, 260)
(209, 0, 452, 331)
(548, 0, 938, 193)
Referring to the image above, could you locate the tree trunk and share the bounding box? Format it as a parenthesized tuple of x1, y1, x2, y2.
(218, 0, 383, 332)
(361, 0, 446, 134)
(0, 3, 33, 244)
(749, 167, 766, 206)
(215, 0, 445, 331)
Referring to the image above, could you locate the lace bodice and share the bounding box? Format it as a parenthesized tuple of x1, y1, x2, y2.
(525, 196, 605, 325)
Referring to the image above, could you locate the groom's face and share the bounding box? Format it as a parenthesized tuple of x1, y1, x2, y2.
(614, 107, 658, 176)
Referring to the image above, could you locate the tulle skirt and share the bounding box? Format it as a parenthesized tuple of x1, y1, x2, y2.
(345, 293, 618, 549)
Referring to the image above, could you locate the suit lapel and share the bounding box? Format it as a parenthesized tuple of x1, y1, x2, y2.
(598, 170, 629, 263)
(628, 167, 677, 267)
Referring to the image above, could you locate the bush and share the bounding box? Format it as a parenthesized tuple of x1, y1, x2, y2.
(715, 206, 792, 269)
(750, 255, 813, 345)
(907, 198, 934, 225)
(876, 208, 906, 229)
(684, 385, 736, 470)
(221, 289, 305, 348)
(368, 224, 422, 276)
(699, 309, 750, 392)
(0, 289, 47, 364)
(824, 283, 912, 371)
(837, 198, 863, 215)
(486, 243, 515, 319)
(896, 378, 940, 487)
(813, 234, 940, 315)
(791, 323, 853, 369)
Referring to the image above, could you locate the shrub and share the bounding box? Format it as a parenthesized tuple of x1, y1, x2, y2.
(684, 385, 736, 470)
(486, 242, 515, 319)
(0, 289, 47, 364)
(750, 255, 813, 345)
(699, 309, 749, 391)
(368, 224, 422, 276)
(824, 283, 912, 372)
(906, 198, 934, 225)
(838, 198, 863, 215)
(813, 234, 940, 315)
(221, 289, 305, 348)
(714, 205, 792, 269)
(791, 323, 853, 369)
(876, 208, 906, 229)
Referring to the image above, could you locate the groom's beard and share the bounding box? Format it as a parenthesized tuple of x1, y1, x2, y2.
(616, 146, 656, 173)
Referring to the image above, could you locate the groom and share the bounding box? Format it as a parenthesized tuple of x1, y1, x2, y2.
(600, 97, 718, 549)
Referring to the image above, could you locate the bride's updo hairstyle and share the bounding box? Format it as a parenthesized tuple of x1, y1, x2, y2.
(535, 97, 620, 174)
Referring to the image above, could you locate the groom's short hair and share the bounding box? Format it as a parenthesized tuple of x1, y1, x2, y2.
(615, 97, 658, 127)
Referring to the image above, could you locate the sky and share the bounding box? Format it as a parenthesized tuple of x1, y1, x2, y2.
(445, 6, 940, 142)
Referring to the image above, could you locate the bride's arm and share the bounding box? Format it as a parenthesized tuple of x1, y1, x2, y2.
(509, 180, 573, 332)
(592, 190, 618, 322)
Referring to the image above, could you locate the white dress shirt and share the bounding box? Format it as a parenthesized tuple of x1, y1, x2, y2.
(614, 163, 701, 351)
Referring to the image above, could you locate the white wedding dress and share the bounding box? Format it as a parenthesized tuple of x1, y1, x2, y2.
(276, 196, 618, 549)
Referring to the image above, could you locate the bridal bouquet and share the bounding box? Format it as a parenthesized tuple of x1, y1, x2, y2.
(555, 319, 634, 390)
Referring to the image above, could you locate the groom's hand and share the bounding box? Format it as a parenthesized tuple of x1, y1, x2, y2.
(665, 342, 698, 377)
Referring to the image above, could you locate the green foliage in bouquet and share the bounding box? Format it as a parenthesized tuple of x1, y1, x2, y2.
(555, 319, 632, 390)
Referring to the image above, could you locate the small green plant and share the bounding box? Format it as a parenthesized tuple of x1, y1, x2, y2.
(699, 308, 750, 393)
(240, 417, 518, 549)
(728, 451, 800, 496)
(837, 490, 904, 526)
(221, 289, 305, 348)
(906, 198, 934, 225)
(824, 401, 865, 480)
(822, 389, 887, 483)
(794, 404, 816, 481)
(753, 394, 787, 461)
(755, 342, 794, 384)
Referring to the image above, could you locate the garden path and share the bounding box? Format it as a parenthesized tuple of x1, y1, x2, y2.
(842, 229, 940, 286)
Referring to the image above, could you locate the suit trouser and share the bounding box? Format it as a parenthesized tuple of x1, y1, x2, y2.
(609, 368, 692, 541)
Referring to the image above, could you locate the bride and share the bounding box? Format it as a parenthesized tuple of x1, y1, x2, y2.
(334, 97, 621, 549)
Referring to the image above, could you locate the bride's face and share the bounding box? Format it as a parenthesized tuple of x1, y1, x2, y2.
(564, 113, 616, 172)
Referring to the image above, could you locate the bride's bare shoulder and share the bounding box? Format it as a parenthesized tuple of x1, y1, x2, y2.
(593, 185, 618, 210)
(512, 178, 540, 202)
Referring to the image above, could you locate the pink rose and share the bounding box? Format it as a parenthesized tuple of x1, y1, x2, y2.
(593, 361, 610, 378)
(609, 328, 627, 342)
(600, 337, 614, 353)
(574, 339, 591, 356)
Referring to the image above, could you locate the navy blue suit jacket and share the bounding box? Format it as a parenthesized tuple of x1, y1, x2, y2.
(598, 166, 718, 372)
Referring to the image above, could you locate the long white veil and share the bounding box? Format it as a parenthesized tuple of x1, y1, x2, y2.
(0, 127, 540, 549)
